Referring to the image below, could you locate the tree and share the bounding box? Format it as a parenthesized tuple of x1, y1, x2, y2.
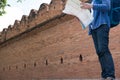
(0, 0, 22, 16)
(0, 0, 7, 15)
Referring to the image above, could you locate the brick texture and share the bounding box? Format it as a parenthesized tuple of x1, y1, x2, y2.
(0, 0, 120, 80)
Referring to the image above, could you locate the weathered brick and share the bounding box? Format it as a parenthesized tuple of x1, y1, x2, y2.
(0, 0, 120, 80)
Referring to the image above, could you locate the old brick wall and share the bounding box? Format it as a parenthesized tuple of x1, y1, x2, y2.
(0, 0, 65, 43)
(0, 0, 120, 80)
(0, 14, 120, 80)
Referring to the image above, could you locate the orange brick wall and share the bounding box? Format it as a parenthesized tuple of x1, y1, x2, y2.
(0, 0, 65, 43)
(0, 0, 120, 79)
(0, 14, 120, 80)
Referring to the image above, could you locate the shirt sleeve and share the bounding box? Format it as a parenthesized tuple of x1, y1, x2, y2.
(92, 0, 111, 11)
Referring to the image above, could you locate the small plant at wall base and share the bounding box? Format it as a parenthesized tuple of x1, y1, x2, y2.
(0, 0, 23, 16)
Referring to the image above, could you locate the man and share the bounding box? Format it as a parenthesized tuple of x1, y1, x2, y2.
(81, 0, 115, 80)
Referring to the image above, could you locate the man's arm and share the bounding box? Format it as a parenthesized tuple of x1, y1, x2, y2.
(93, 0, 111, 11)
(81, 0, 111, 11)
(81, 3, 93, 10)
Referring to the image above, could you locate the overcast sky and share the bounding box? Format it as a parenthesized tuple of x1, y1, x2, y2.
(0, 0, 51, 31)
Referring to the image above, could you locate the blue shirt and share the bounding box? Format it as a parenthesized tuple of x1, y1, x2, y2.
(89, 0, 111, 35)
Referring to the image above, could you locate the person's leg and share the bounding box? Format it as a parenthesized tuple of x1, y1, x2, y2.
(96, 24, 115, 78)
(91, 24, 115, 79)
(91, 28, 106, 79)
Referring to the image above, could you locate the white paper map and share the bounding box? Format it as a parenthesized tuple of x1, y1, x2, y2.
(63, 0, 93, 29)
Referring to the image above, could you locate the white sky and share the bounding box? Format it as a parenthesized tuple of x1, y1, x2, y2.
(0, 0, 51, 31)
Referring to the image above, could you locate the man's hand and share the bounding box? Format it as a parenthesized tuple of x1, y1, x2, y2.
(81, 2, 93, 10)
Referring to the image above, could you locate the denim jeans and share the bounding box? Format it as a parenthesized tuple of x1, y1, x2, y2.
(91, 24, 115, 78)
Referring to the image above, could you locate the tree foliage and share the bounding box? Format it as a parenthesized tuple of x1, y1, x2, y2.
(0, 0, 7, 15)
(0, 0, 22, 16)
